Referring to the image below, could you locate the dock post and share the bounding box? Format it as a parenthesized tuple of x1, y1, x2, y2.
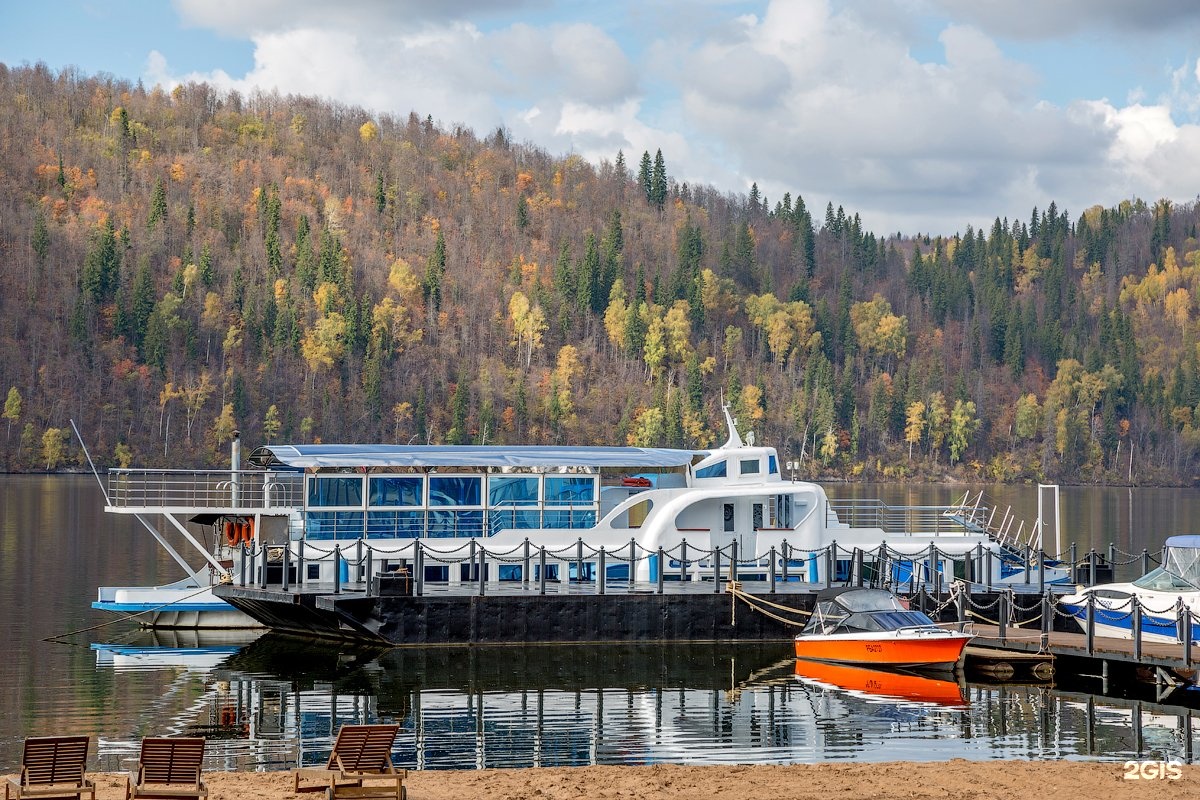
(523, 538, 530, 586)
(356, 538, 364, 583)
(1037, 548, 1045, 594)
(731, 540, 739, 582)
(1069, 542, 1077, 576)
(1023, 544, 1031, 584)
(334, 545, 341, 594)
(297, 539, 305, 586)
(1132, 595, 1142, 661)
(956, 584, 966, 623)
(629, 538, 637, 585)
(1108, 543, 1115, 567)
(478, 546, 486, 596)
(768, 546, 776, 593)
(362, 547, 370, 596)
(259, 543, 267, 589)
(713, 546, 722, 593)
(781, 541, 789, 582)
(576, 538, 583, 584)
(598, 547, 606, 595)
(1041, 588, 1051, 635)
(240, 542, 247, 586)
(538, 546, 546, 595)
(1086, 593, 1095, 655)
(828, 541, 837, 588)
(415, 542, 424, 596)
(657, 547, 664, 595)
(999, 590, 1008, 644)
(1141, 548, 1150, 577)
(680, 540, 688, 582)
(928, 543, 938, 593)
(1088, 549, 1097, 587)
(283, 542, 291, 591)
(1180, 599, 1193, 668)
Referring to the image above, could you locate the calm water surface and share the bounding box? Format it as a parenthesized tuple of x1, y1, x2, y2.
(3, 476, 1200, 772)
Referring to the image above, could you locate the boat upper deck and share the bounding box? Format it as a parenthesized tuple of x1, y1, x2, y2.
(106, 469, 304, 513)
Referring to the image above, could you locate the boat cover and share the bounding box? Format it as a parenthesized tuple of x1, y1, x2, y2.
(249, 444, 701, 470)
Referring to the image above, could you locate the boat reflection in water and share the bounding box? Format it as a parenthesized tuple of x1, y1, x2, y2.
(85, 635, 1200, 769)
(90, 629, 264, 672)
(792, 659, 967, 707)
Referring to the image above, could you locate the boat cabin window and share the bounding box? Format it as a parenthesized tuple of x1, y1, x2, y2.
(369, 476, 423, 507)
(544, 476, 597, 528)
(308, 476, 364, 508)
(695, 461, 727, 479)
(739, 458, 760, 476)
(429, 476, 482, 506)
(768, 455, 778, 475)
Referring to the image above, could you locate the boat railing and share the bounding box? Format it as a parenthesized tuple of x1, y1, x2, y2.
(826, 498, 990, 537)
(107, 469, 305, 510)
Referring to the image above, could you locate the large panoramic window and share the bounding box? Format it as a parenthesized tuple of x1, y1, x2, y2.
(488, 476, 542, 531)
(695, 461, 727, 479)
(369, 476, 424, 507)
(544, 476, 596, 529)
(429, 476, 482, 507)
(307, 476, 364, 508)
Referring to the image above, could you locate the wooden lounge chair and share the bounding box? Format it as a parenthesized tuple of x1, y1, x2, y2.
(293, 724, 405, 800)
(125, 738, 207, 800)
(5, 736, 94, 800)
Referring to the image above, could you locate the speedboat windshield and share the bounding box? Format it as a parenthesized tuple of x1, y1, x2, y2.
(832, 589, 908, 613)
(1132, 565, 1200, 592)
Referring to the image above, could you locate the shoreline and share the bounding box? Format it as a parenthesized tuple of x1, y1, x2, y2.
(19, 761, 1197, 800)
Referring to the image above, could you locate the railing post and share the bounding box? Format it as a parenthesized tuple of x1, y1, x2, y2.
(731, 540, 739, 582)
(1132, 595, 1142, 661)
(283, 542, 291, 592)
(1069, 542, 1078, 576)
(713, 546, 721, 593)
(363, 546, 372, 596)
(680, 540, 688, 582)
(1141, 548, 1150, 577)
(1180, 599, 1193, 669)
(1037, 548, 1045, 595)
(973, 543, 983, 587)
(781, 540, 789, 582)
(828, 541, 837, 587)
(984, 547, 994, 591)
(1041, 588, 1051, 636)
(1088, 549, 1097, 587)
(629, 538, 637, 585)
(297, 539, 305, 586)
(768, 546, 776, 593)
(657, 546, 665, 595)
(478, 545, 486, 596)
(414, 541, 424, 596)
(259, 543, 267, 589)
(576, 538, 584, 584)
(1107, 543, 1115, 567)
(356, 538, 364, 583)
(999, 589, 1008, 644)
(523, 538, 531, 586)
(539, 546, 547, 595)
(598, 547, 606, 595)
(333, 545, 342, 594)
(240, 541, 247, 587)
(956, 583, 966, 623)
(469, 539, 477, 583)
(1023, 544, 1031, 584)
(928, 543, 938, 593)
(1086, 592, 1095, 656)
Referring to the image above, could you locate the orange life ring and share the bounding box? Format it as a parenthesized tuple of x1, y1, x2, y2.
(241, 519, 255, 544)
(224, 520, 239, 547)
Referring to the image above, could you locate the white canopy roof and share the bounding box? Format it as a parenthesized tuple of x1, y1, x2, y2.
(248, 444, 701, 470)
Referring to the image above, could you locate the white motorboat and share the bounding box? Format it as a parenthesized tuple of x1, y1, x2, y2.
(1059, 535, 1200, 644)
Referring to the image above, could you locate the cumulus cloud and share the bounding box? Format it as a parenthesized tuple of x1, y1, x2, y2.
(148, 0, 1200, 235)
(929, 0, 1200, 39)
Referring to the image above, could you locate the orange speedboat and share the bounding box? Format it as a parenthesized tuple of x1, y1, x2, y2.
(795, 588, 972, 669)
(793, 659, 966, 706)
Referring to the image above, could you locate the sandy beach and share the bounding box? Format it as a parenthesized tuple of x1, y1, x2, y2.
(18, 761, 1194, 800)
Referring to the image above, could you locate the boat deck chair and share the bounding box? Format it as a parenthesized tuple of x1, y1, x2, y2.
(5, 736, 94, 800)
(124, 738, 207, 800)
(293, 724, 405, 800)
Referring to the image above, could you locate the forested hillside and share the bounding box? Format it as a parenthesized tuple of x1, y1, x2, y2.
(2, 63, 1199, 484)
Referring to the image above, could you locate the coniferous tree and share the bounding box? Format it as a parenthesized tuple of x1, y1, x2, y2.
(651, 149, 667, 210)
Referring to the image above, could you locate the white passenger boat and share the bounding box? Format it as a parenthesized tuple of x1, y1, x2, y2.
(96, 409, 1065, 628)
(1059, 535, 1200, 644)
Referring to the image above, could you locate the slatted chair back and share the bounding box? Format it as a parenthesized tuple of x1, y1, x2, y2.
(19, 736, 89, 785)
(136, 738, 205, 785)
(327, 725, 400, 773)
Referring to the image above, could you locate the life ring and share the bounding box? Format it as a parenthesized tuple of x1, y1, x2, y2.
(241, 519, 255, 544)
(224, 520, 239, 547)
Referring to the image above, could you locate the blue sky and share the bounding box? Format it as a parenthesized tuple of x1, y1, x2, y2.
(4, 0, 1200, 235)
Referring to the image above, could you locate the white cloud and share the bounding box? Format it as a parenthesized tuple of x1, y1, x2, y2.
(929, 0, 1200, 39)
(146, 0, 1200, 235)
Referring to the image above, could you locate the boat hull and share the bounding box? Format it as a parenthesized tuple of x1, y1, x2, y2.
(1059, 602, 1200, 645)
(93, 586, 262, 629)
(793, 631, 971, 668)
